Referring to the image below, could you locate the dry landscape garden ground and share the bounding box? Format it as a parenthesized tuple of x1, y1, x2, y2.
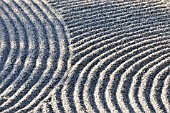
(0, 0, 170, 112)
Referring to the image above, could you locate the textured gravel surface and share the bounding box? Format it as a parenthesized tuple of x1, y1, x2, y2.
(0, 0, 170, 113)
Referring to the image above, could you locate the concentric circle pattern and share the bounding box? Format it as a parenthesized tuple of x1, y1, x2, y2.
(1, 0, 170, 113)
(0, 0, 69, 112)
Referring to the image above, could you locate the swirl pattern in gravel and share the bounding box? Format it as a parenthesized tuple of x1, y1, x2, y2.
(0, 0, 69, 112)
(0, 0, 170, 113)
